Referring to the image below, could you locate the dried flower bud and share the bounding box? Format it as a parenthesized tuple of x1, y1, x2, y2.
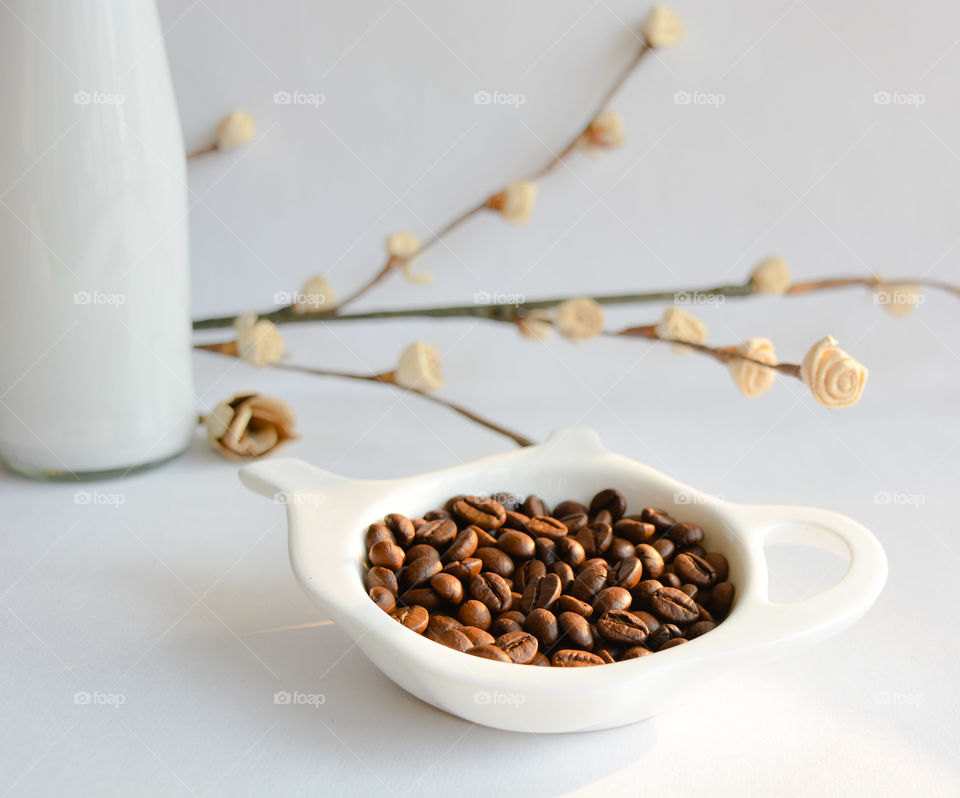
(728, 338, 777, 398)
(217, 110, 257, 150)
(235, 313, 286, 368)
(555, 298, 604, 341)
(518, 310, 553, 342)
(386, 232, 422, 261)
(401, 260, 434, 284)
(800, 335, 868, 409)
(395, 341, 444, 392)
(205, 393, 297, 461)
(875, 282, 922, 317)
(655, 307, 707, 353)
(292, 275, 337, 314)
(489, 181, 537, 225)
(642, 6, 685, 48)
(586, 111, 624, 148)
(750, 256, 792, 294)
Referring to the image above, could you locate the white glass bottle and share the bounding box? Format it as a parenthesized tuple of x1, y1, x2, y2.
(0, 0, 195, 478)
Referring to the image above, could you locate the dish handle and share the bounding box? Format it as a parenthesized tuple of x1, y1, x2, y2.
(742, 505, 887, 648)
(238, 457, 352, 502)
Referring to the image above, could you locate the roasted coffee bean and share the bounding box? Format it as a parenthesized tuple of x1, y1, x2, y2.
(443, 558, 482, 581)
(491, 615, 524, 637)
(410, 518, 428, 530)
(696, 603, 714, 623)
(553, 500, 588, 518)
(522, 573, 562, 612)
(469, 572, 513, 613)
(668, 521, 704, 547)
(679, 583, 698, 600)
(687, 620, 717, 639)
(534, 537, 558, 566)
(640, 507, 677, 534)
(613, 518, 655, 544)
(589, 488, 627, 522)
(415, 518, 457, 547)
(592, 509, 613, 526)
(525, 608, 560, 648)
(597, 609, 649, 644)
(467, 644, 513, 662)
(550, 561, 575, 594)
(559, 512, 589, 533)
(612, 556, 643, 590)
(596, 648, 618, 664)
(496, 631, 539, 664)
(708, 581, 735, 618)
(652, 538, 676, 562)
(427, 614, 461, 635)
(522, 495, 550, 518)
(530, 652, 552, 667)
(430, 573, 465, 604)
(475, 546, 514, 578)
(705, 552, 729, 582)
(623, 645, 653, 659)
(398, 587, 443, 611)
(581, 557, 608, 571)
(609, 537, 635, 561)
(593, 586, 632, 617)
(460, 626, 495, 647)
(551, 649, 605, 667)
(458, 600, 492, 630)
(365, 523, 394, 550)
(369, 540, 405, 571)
(498, 529, 536, 559)
(424, 509, 453, 522)
(556, 536, 586, 567)
(365, 566, 398, 596)
(557, 595, 593, 617)
(527, 516, 568, 541)
(438, 627, 474, 652)
(443, 495, 466, 513)
(394, 605, 429, 633)
(633, 579, 662, 604)
(442, 527, 479, 563)
(674, 553, 717, 587)
(575, 522, 613, 556)
(384, 513, 416, 547)
(635, 544, 665, 579)
(406, 544, 440, 562)
(646, 622, 681, 650)
(474, 527, 500, 547)
(453, 496, 507, 530)
(633, 610, 661, 632)
(502, 510, 530, 531)
(369, 586, 396, 613)
(515, 559, 547, 593)
(404, 556, 442, 587)
(659, 637, 687, 650)
(558, 612, 593, 650)
(650, 586, 700, 624)
(572, 562, 608, 602)
(681, 544, 707, 559)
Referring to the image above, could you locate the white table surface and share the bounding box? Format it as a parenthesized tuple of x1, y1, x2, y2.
(3, 1, 959, 795)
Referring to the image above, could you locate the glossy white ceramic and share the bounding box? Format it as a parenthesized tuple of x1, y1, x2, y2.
(240, 426, 887, 733)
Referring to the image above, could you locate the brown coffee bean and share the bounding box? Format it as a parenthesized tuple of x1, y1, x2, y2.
(572, 561, 608, 602)
(496, 631, 539, 664)
(557, 612, 593, 650)
(552, 649, 604, 667)
(687, 620, 717, 639)
(635, 544, 664, 579)
(453, 496, 506, 530)
(674, 553, 718, 587)
(469, 572, 512, 612)
(398, 587, 443, 611)
(515, 559, 547, 593)
(427, 614, 461, 635)
(640, 507, 677, 534)
(474, 528, 499, 547)
(556, 536, 586, 567)
(593, 586, 632, 616)
(522, 495, 550, 517)
(424, 509, 453, 522)
(705, 552, 729, 582)
(667, 521, 704, 547)
(697, 603, 713, 622)
(442, 495, 465, 513)
(415, 518, 457, 547)
(559, 512, 589, 533)
(660, 572, 682, 589)
(458, 600, 492, 630)
(522, 572, 562, 612)
(502, 510, 530, 531)
(652, 538, 676, 562)
(609, 537, 635, 561)
(553, 500, 587, 518)
(467, 644, 513, 662)
(613, 518, 655, 544)
(646, 622, 681, 650)
(550, 561, 575, 594)
(623, 645, 653, 659)
(633, 579, 662, 604)
(404, 555, 442, 587)
(592, 510, 613, 526)
(491, 616, 524, 637)
(394, 605, 429, 634)
(524, 608, 559, 648)
(557, 595, 593, 617)
(460, 626, 495, 647)
(708, 581, 735, 618)
(633, 610, 660, 632)
(612, 556, 643, 590)
(369, 540, 405, 571)
(475, 546, 514, 578)
(681, 544, 707, 559)
(365, 523, 394, 550)
(589, 488, 627, 522)
(533, 537, 558, 567)
(430, 573, 465, 604)
(384, 513, 415, 547)
(575, 522, 613, 556)
(498, 529, 535, 559)
(597, 609, 649, 644)
(365, 566, 398, 596)
(443, 558, 482, 581)
(659, 637, 687, 650)
(437, 627, 473, 651)
(679, 583, 698, 600)
(530, 652, 552, 666)
(441, 526, 478, 563)
(527, 516, 568, 541)
(405, 544, 440, 563)
(369, 586, 396, 613)
(650, 586, 699, 624)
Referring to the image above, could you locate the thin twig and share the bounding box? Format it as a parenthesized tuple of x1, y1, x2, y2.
(187, 144, 219, 160)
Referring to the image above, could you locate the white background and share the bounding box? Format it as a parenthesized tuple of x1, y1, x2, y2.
(2, 1, 959, 795)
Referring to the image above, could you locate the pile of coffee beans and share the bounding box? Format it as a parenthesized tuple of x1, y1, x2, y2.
(363, 489, 735, 666)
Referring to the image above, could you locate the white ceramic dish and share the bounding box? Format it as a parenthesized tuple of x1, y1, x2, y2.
(240, 426, 887, 733)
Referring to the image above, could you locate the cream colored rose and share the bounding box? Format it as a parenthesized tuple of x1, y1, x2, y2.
(395, 341, 444, 392)
(875, 283, 922, 318)
(800, 335, 868, 409)
(292, 275, 337, 314)
(491, 181, 537, 224)
(655, 307, 707, 353)
(641, 6, 685, 48)
(586, 111, 624, 148)
(555, 298, 604, 341)
(750, 256, 792, 294)
(217, 110, 257, 150)
(235, 313, 286, 368)
(518, 310, 553, 342)
(728, 337, 777, 398)
(386, 232, 422, 260)
(205, 393, 297, 461)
